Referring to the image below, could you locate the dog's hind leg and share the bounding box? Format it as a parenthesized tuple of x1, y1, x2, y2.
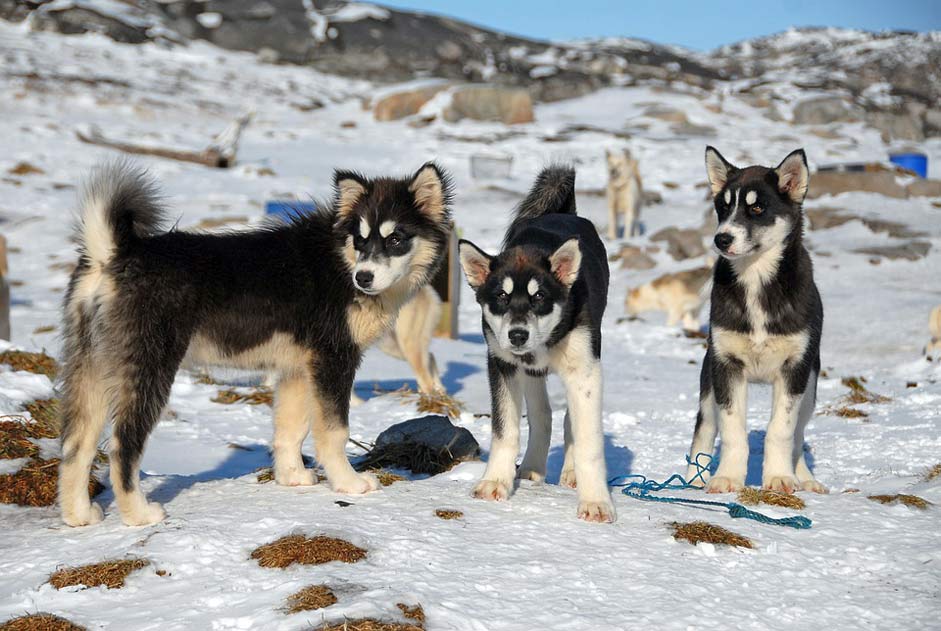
(394, 286, 445, 394)
(606, 187, 619, 241)
(559, 411, 576, 488)
(473, 355, 523, 501)
(59, 350, 110, 527)
(310, 356, 379, 494)
(686, 355, 717, 487)
(793, 368, 827, 493)
(517, 375, 551, 483)
(272, 372, 316, 486)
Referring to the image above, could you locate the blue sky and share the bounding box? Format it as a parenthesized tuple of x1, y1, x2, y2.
(383, 0, 941, 50)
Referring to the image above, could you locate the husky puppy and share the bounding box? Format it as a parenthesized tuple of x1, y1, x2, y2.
(926, 305, 941, 357)
(605, 148, 643, 240)
(459, 166, 615, 523)
(58, 161, 452, 527)
(686, 147, 827, 495)
(625, 265, 712, 331)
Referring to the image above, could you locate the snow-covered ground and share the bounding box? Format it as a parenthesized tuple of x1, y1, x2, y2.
(1, 20, 940, 630)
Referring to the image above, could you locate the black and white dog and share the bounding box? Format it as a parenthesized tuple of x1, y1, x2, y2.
(686, 147, 827, 495)
(459, 166, 616, 522)
(59, 161, 452, 527)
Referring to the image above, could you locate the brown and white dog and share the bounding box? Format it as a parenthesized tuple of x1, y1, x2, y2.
(926, 305, 941, 357)
(605, 148, 643, 240)
(625, 265, 713, 331)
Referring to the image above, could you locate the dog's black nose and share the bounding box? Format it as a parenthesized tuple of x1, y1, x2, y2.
(355, 271, 374, 289)
(508, 329, 529, 347)
(714, 233, 734, 252)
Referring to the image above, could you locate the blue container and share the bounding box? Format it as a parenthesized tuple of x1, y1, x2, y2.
(889, 153, 927, 178)
(264, 200, 317, 222)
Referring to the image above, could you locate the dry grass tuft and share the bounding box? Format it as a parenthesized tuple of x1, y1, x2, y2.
(434, 509, 463, 520)
(285, 585, 338, 613)
(829, 406, 868, 419)
(920, 463, 941, 483)
(8, 162, 45, 176)
(255, 467, 325, 485)
(251, 535, 366, 569)
(0, 350, 58, 378)
(32, 325, 56, 335)
(841, 376, 890, 404)
(0, 458, 103, 507)
(23, 399, 60, 438)
(372, 470, 406, 487)
(213, 388, 273, 406)
(317, 618, 423, 631)
(49, 559, 149, 590)
(738, 487, 806, 510)
(0, 420, 39, 459)
(394, 386, 463, 419)
(670, 521, 754, 549)
(0, 613, 85, 630)
(396, 604, 425, 625)
(356, 442, 464, 476)
(867, 494, 931, 509)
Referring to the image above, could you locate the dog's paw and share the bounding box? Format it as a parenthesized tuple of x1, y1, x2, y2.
(275, 467, 317, 487)
(473, 479, 511, 501)
(800, 479, 829, 494)
(332, 472, 380, 495)
(685, 466, 710, 488)
(62, 502, 104, 527)
(577, 500, 616, 523)
(559, 468, 577, 489)
(762, 475, 799, 495)
(121, 501, 165, 527)
(516, 468, 545, 483)
(706, 476, 744, 494)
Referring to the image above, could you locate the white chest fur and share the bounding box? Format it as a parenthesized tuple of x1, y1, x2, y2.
(712, 326, 808, 383)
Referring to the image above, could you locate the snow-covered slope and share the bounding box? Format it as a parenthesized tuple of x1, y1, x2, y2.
(0, 20, 940, 631)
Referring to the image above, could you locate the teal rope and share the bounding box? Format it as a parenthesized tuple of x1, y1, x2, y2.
(608, 453, 812, 530)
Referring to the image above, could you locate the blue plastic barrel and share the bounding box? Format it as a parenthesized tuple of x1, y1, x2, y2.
(264, 201, 317, 222)
(889, 153, 927, 178)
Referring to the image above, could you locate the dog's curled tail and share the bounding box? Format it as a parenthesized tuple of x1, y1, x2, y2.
(77, 161, 165, 266)
(930, 305, 941, 340)
(513, 164, 577, 221)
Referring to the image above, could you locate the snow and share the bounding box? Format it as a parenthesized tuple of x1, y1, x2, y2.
(195, 12, 222, 30)
(1, 21, 940, 631)
(328, 3, 391, 23)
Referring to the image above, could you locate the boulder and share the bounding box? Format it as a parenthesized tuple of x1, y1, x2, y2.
(373, 82, 450, 122)
(374, 415, 479, 463)
(612, 244, 657, 270)
(868, 111, 924, 142)
(792, 96, 856, 125)
(853, 242, 931, 261)
(649, 227, 706, 261)
(907, 178, 941, 198)
(442, 86, 534, 125)
(807, 171, 908, 200)
(642, 105, 689, 124)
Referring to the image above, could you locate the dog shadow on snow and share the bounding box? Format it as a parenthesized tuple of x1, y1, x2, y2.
(741, 429, 817, 487)
(541, 434, 634, 485)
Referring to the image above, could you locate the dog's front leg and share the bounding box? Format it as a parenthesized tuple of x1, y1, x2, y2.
(763, 368, 815, 494)
(557, 358, 616, 523)
(272, 373, 316, 486)
(310, 359, 379, 495)
(706, 359, 748, 493)
(606, 186, 619, 241)
(473, 355, 522, 501)
(517, 374, 552, 483)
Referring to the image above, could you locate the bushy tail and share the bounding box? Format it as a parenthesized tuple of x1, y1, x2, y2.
(513, 165, 576, 220)
(930, 305, 941, 339)
(77, 161, 165, 266)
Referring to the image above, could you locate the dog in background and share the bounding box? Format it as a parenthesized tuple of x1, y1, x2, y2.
(459, 166, 616, 523)
(58, 161, 452, 527)
(352, 284, 445, 405)
(926, 305, 941, 357)
(625, 265, 712, 331)
(686, 146, 827, 496)
(605, 148, 643, 240)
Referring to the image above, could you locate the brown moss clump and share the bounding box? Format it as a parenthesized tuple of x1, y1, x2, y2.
(670, 521, 754, 549)
(49, 559, 149, 590)
(8, 162, 45, 176)
(317, 619, 423, 631)
(251, 535, 366, 569)
(396, 604, 425, 625)
(285, 585, 337, 613)
(356, 442, 464, 476)
(0, 420, 39, 459)
(0, 351, 58, 378)
(0, 613, 86, 630)
(0, 458, 104, 507)
(921, 463, 941, 483)
(32, 325, 56, 335)
(829, 406, 868, 419)
(841, 376, 890, 404)
(394, 386, 463, 419)
(867, 494, 931, 510)
(434, 509, 463, 520)
(24, 399, 60, 438)
(372, 470, 406, 487)
(212, 388, 273, 406)
(738, 487, 806, 510)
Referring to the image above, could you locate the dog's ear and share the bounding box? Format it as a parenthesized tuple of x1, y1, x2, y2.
(549, 238, 581, 288)
(458, 240, 493, 290)
(334, 170, 367, 218)
(774, 149, 809, 204)
(704, 146, 736, 196)
(409, 162, 451, 220)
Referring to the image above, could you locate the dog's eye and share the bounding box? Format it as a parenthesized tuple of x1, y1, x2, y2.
(496, 291, 509, 302)
(751, 205, 763, 215)
(386, 234, 401, 248)
(532, 291, 546, 302)
(352, 235, 365, 249)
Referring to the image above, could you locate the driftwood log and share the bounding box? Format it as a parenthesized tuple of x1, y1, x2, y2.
(75, 111, 252, 168)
